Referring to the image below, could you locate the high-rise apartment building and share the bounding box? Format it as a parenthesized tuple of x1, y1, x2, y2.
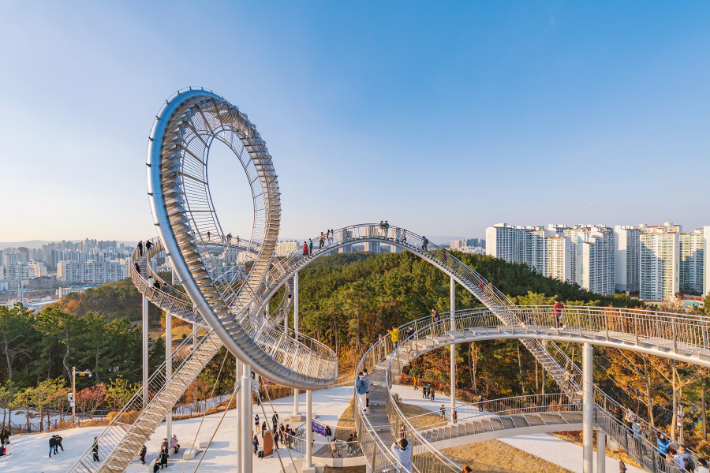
(572, 227, 615, 296)
(487, 223, 614, 293)
(614, 226, 643, 294)
(486, 224, 574, 284)
(639, 222, 681, 301)
(545, 236, 573, 283)
(275, 240, 299, 257)
(486, 224, 544, 264)
(679, 228, 704, 295)
(57, 260, 127, 285)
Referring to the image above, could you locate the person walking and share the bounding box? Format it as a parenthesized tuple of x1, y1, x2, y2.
(440, 405, 446, 419)
(452, 409, 458, 425)
(553, 299, 564, 328)
(442, 248, 447, 264)
(153, 458, 161, 473)
(134, 262, 141, 275)
(273, 430, 280, 449)
(206, 231, 211, 242)
(346, 433, 355, 456)
(391, 438, 413, 472)
(431, 308, 440, 335)
(422, 236, 429, 251)
(261, 421, 267, 437)
(159, 445, 168, 468)
(390, 325, 400, 349)
(92, 437, 100, 462)
(137, 241, 144, 256)
(657, 433, 670, 459)
(227, 233, 232, 244)
(406, 325, 415, 341)
(56, 435, 63, 452)
(430, 388, 435, 402)
(145, 240, 152, 252)
(331, 438, 340, 458)
(363, 369, 370, 407)
(303, 241, 309, 256)
(140, 445, 147, 465)
(624, 408, 637, 429)
(319, 232, 325, 249)
(309, 238, 313, 255)
(356, 373, 368, 411)
(255, 414, 260, 433)
(384, 221, 390, 238)
(49, 435, 56, 457)
(325, 425, 332, 443)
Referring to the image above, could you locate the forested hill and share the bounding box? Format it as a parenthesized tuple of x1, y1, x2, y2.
(294, 250, 644, 353)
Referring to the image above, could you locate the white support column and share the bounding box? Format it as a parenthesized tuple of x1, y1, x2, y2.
(450, 276, 455, 421)
(596, 430, 606, 473)
(166, 311, 172, 445)
(142, 295, 149, 408)
(241, 364, 252, 473)
(293, 272, 300, 417)
(583, 343, 594, 473)
(306, 390, 313, 468)
(236, 360, 243, 470)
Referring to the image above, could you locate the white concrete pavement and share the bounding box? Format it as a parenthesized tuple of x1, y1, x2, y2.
(390, 384, 645, 473)
(0, 387, 353, 473)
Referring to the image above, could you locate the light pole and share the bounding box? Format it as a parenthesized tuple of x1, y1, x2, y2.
(71, 367, 92, 426)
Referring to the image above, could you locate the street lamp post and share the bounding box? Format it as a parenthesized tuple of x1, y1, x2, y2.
(71, 367, 92, 426)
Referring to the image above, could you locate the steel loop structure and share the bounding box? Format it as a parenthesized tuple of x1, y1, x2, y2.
(68, 90, 710, 473)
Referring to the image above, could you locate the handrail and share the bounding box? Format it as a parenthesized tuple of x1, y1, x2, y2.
(385, 311, 695, 473)
(66, 330, 219, 472)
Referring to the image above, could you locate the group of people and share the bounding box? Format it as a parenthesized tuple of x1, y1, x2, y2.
(656, 433, 709, 472)
(48, 434, 64, 457)
(252, 412, 299, 456)
(0, 428, 10, 457)
(421, 383, 436, 401)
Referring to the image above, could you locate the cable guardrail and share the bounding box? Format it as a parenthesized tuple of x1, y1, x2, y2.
(66, 331, 221, 473)
(385, 310, 698, 473)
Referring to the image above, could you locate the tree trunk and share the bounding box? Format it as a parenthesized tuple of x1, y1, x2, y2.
(642, 356, 655, 426)
(356, 309, 361, 355)
(536, 361, 539, 394)
(671, 360, 677, 440)
(95, 342, 101, 382)
(516, 342, 524, 394)
(703, 384, 707, 442)
(62, 328, 71, 379)
(468, 343, 476, 394)
(2, 330, 13, 382)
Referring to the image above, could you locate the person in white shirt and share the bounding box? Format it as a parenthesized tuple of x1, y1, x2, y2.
(390, 438, 412, 473)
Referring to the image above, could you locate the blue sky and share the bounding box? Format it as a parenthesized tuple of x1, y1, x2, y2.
(1, 1, 709, 242)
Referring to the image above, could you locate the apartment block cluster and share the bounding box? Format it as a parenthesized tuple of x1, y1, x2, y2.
(0, 239, 134, 291)
(486, 222, 709, 301)
(449, 238, 486, 255)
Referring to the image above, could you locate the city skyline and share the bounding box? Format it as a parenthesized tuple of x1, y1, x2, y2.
(2, 2, 709, 242)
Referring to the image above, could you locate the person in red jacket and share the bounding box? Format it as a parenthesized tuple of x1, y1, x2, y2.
(553, 299, 564, 328)
(303, 241, 309, 256)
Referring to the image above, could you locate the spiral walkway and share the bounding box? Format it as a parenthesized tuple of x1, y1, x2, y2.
(69, 89, 709, 473)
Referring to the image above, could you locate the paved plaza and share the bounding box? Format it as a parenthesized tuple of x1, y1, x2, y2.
(2, 384, 644, 473)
